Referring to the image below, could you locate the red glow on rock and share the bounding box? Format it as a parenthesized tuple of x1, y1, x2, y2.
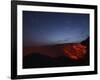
(63, 43, 87, 60)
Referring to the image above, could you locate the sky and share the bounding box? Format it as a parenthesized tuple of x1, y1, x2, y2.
(23, 11, 89, 47)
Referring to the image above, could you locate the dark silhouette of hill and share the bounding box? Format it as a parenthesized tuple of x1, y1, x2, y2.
(23, 52, 89, 69)
(81, 37, 89, 45)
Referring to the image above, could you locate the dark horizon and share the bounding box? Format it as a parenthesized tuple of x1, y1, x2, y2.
(23, 37, 89, 68)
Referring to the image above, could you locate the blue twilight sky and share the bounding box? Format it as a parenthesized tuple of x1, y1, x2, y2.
(23, 11, 89, 47)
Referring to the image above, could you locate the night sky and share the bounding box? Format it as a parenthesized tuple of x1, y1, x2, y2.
(23, 11, 89, 47)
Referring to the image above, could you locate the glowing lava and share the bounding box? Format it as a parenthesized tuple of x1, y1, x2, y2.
(63, 43, 87, 60)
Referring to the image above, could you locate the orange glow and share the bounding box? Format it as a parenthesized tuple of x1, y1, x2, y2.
(63, 43, 87, 60)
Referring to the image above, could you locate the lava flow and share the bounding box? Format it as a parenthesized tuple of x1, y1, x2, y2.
(63, 43, 87, 60)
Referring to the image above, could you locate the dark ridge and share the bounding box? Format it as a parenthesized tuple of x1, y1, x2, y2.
(23, 52, 89, 69)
